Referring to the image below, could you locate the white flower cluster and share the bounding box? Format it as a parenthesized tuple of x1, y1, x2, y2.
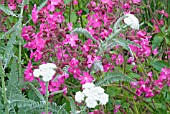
(124, 14, 139, 30)
(75, 83, 109, 108)
(33, 63, 57, 82)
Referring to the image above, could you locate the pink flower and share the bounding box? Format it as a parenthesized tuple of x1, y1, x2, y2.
(24, 61, 34, 82)
(16, 0, 22, 3)
(114, 105, 121, 114)
(116, 54, 124, 65)
(8, 3, 17, 10)
(78, 72, 94, 84)
(153, 47, 158, 55)
(64, 34, 78, 47)
(67, 23, 73, 31)
(101, 0, 110, 4)
(70, 58, 79, 67)
(122, 3, 130, 9)
(53, 12, 64, 23)
(30, 50, 42, 62)
(50, 0, 61, 5)
(132, 0, 141, 3)
(73, 0, 78, 5)
(68, 67, 81, 79)
(32, 4, 38, 24)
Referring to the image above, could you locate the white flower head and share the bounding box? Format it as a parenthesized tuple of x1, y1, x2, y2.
(124, 14, 139, 30)
(82, 82, 95, 89)
(33, 69, 41, 77)
(85, 97, 98, 108)
(34, 63, 56, 82)
(75, 91, 85, 103)
(99, 93, 109, 105)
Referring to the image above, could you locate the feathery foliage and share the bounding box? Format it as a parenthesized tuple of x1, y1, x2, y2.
(95, 71, 134, 86)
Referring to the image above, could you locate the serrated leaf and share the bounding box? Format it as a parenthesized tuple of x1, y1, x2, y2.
(70, 12, 77, 23)
(71, 28, 98, 42)
(95, 71, 134, 86)
(28, 83, 45, 102)
(114, 16, 126, 32)
(128, 72, 141, 79)
(0, 4, 17, 17)
(8, 59, 18, 85)
(1, 21, 20, 39)
(152, 35, 164, 49)
(37, 0, 48, 11)
(150, 60, 168, 71)
(64, 0, 72, 4)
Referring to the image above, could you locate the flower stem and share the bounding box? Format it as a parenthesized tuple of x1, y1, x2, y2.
(0, 60, 9, 114)
(18, 0, 25, 83)
(45, 81, 49, 114)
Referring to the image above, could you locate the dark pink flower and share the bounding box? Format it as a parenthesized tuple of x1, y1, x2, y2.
(101, 0, 110, 4)
(114, 105, 121, 114)
(8, 3, 17, 10)
(78, 72, 94, 84)
(24, 61, 34, 82)
(116, 54, 124, 65)
(153, 47, 158, 55)
(132, 0, 141, 3)
(32, 4, 38, 24)
(64, 34, 78, 47)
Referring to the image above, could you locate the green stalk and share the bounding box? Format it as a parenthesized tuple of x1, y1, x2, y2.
(133, 98, 139, 114)
(78, 0, 83, 28)
(45, 81, 49, 114)
(18, 0, 25, 83)
(134, 54, 148, 78)
(0, 61, 9, 114)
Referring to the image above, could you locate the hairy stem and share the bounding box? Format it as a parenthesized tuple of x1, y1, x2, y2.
(0, 61, 9, 114)
(18, 0, 25, 83)
(45, 81, 49, 114)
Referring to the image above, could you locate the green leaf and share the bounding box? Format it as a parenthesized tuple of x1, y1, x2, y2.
(68, 97, 76, 114)
(28, 83, 45, 102)
(1, 21, 20, 39)
(152, 35, 164, 50)
(0, 4, 17, 17)
(106, 86, 121, 96)
(64, 0, 72, 4)
(37, 0, 48, 11)
(71, 28, 98, 42)
(128, 72, 141, 79)
(70, 11, 77, 23)
(95, 71, 134, 86)
(150, 60, 168, 71)
(8, 58, 18, 85)
(114, 16, 126, 32)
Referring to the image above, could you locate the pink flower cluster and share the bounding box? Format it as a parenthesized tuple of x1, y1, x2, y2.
(131, 67, 170, 98)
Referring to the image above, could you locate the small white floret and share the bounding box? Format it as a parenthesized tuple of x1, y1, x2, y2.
(82, 82, 95, 89)
(99, 93, 109, 105)
(75, 91, 85, 103)
(85, 97, 98, 108)
(33, 69, 41, 77)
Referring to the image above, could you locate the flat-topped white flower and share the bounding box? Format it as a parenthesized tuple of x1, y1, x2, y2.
(124, 14, 139, 30)
(33, 63, 57, 82)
